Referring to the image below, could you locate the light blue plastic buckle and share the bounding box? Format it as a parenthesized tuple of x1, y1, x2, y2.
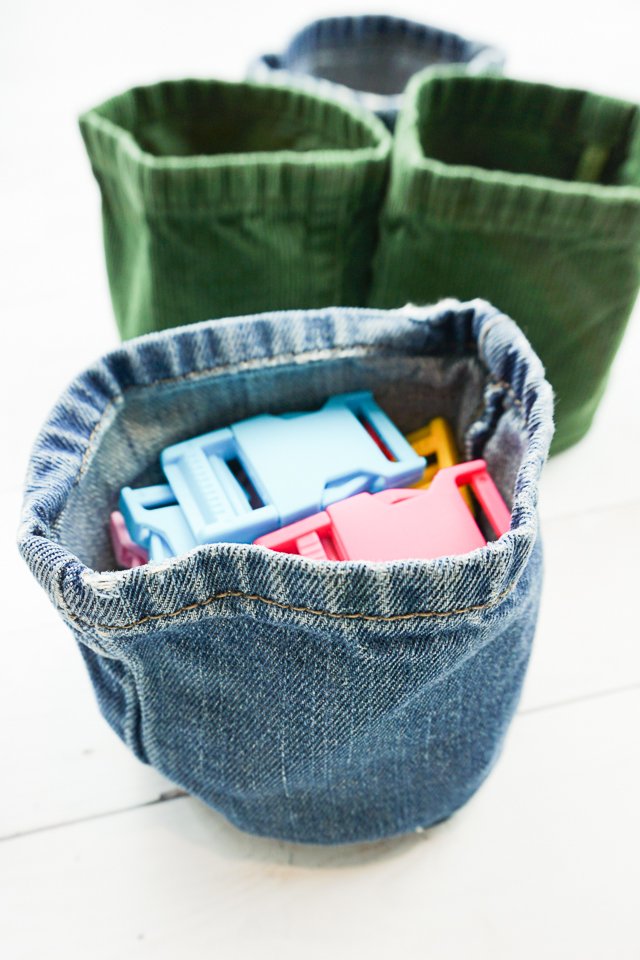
(154, 391, 425, 548)
(119, 483, 199, 562)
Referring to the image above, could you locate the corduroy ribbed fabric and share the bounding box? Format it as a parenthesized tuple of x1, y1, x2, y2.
(369, 69, 640, 453)
(79, 79, 391, 340)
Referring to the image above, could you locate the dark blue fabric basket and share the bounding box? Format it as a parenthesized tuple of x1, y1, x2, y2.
(249, 15, 505, 127)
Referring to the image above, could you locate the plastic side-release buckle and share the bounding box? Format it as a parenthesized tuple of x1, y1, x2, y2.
(255, 460, 511, 562)
(407, 417, 459, 487)
(407, 416, 473, 509)
(157, 391, 425, 546)
(119, 483, 199, 561)
(160, 426, 279, 546)
(109, 511, 148, 568)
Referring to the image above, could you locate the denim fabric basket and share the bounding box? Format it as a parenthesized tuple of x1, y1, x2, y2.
(19, 300, 553, 844)
(249, 15, 504, 129)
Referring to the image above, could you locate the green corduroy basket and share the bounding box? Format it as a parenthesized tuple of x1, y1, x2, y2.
(369, 69, 640, 453)
(80, 78, 391, 339)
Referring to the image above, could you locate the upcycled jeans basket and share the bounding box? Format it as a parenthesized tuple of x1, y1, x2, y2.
(19, 299, 554, 845)
(79, 79, 390, 340)
(370, 69, 640, 454)
(249, 15, 504, 129)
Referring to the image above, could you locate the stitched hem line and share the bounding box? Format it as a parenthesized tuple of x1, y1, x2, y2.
(88, 581, 517, 634)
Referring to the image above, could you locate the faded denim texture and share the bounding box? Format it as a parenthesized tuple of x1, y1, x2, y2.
(249, 15, 505, 128)
(18, 300, 553, 844)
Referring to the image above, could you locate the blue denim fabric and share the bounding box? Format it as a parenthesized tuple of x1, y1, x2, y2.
(249, 16, 505, 128)
(19, 300, 553, 844)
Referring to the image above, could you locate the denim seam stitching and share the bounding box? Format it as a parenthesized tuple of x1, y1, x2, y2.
(85, 580, 519, 634)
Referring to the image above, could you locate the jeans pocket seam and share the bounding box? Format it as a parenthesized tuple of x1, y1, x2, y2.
(84, 579, 521, 637)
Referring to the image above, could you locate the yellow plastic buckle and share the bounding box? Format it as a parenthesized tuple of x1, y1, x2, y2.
(406, 417, 472, 508)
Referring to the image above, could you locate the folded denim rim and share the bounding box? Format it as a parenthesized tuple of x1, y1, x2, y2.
(253, 15, 504, 109)
(78, 78, 391, 215)
(18, 300, 554, 632)
(387, 68, 640, 241)
(283, 14, 491, 66)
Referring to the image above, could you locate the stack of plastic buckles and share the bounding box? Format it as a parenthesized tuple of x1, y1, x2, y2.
(256, 460, 510, 561)
(110, 392, 511, 567)
(111, 391, 426, 564)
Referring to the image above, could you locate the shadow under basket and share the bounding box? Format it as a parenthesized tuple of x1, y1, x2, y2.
(19, 299, 553, 844)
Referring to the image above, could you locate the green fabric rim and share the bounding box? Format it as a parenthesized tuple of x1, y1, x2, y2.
(387, 67, 640, 242)
(79, 78, 392, 215)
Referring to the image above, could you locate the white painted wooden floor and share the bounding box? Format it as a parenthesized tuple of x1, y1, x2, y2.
(2, 2, 639, 958)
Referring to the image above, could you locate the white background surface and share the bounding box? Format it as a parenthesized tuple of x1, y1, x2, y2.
(1, 2, 639, 958)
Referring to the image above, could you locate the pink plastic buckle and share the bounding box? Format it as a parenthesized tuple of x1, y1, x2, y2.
(109, 511, 148, 568)
(255, 460, 511, 562)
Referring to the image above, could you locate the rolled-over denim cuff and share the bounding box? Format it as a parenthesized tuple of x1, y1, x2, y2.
(249, 15, 504, 128)
(79, 79, 391, 338)
(19, 300, 553, 843)
(370, 70, 640, 453)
